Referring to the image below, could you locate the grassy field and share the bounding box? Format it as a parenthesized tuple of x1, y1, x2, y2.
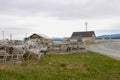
(0, 51, 120, 80)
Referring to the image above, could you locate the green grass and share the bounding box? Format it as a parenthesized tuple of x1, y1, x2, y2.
(0, 51, 120, 80)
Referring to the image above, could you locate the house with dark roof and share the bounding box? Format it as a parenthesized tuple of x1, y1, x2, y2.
(71, 31, 96, 42)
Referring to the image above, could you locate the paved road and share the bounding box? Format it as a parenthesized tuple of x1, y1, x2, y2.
(87, 41, 120, 60)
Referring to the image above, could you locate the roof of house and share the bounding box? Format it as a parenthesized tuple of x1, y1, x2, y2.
(71, 31, 96, 38)
(28, 33, 50, 39)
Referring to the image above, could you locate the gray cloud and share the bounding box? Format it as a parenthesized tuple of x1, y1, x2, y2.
(96, 29, 120, 36)
(0, 0, 120, 19)
(0, 0, 120, 39)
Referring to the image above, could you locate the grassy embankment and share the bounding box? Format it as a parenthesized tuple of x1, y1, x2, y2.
(0, 51, 120, 80)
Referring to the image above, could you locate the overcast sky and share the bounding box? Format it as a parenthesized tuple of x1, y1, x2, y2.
(0, 0, 120, 40)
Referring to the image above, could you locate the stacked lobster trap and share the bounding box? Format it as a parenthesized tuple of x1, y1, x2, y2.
(48, 38, 86, 54)
(0, 33, 87, 63)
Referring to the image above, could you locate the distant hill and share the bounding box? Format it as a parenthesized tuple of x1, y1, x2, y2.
(51, 37, 63, 41)
(51, 37, 69, 41)
(52, 34, 120, 40)
(97, 34, 120, 39)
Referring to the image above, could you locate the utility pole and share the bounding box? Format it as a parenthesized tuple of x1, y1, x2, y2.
(25, 32, 27, 38)
(85, 22, 88, 32)
(10, 34, 12, 40)
(2, 31, 4, 40)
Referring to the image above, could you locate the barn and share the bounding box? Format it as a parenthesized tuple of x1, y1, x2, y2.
(71, 31, 96, 42)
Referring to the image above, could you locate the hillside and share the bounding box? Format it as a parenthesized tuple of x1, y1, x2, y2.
(0, 51, 120, 80)
(97, 34, 120, 39)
